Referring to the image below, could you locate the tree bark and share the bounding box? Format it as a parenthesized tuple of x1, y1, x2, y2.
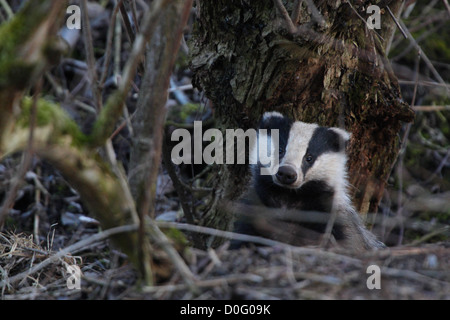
(189, 0, 414, 246)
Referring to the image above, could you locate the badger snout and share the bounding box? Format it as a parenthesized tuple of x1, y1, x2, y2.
(275, 165, 298, 186)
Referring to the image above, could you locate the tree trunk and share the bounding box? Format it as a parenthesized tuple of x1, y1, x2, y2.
(188, 0, 414, 246)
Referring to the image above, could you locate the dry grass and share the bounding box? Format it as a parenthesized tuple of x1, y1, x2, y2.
(0, 230, 81, 299)
(1, 0, 450, 300)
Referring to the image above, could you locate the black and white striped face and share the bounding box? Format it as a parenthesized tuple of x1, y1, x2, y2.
(256, 112, 350, 190)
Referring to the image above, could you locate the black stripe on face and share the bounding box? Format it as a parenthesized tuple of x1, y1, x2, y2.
(259, 114, 293, 160)
(301, 126, 346, 176)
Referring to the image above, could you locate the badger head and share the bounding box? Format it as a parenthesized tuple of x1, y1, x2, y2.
(254, 112, 351, 192)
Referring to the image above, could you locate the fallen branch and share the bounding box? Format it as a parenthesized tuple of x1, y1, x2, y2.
(141, 273, 263, 294)
(157, 221, 362, 264)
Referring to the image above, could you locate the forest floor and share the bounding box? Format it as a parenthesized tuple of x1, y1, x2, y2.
(0, 222, 449, 300)
(0, 162, 449, 300)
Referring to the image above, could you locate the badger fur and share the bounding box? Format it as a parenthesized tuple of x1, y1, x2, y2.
(235, 112, 385, 251)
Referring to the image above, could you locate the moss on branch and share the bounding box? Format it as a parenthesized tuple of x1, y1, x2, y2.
(17, 97, 88, 146)
(0, 0, 67, 145)
(87, 90, 128, 148)
(0, 1, 66, 90)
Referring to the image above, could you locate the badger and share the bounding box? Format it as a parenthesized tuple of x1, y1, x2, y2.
(234, 111, 385, 251)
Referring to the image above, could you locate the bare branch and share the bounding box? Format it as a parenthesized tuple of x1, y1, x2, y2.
(412, 105, 450, 111)
(80, 0, 102, 110)
(89, 0, 173, 148)
(291, 0, 303, 25)
(99, 0, 123, 89)
(128, 0, 193, 220)
(119, 1, 136, 44)
(304, 0, 327, 28)
(273, 0, 296, 33)
(0, 0, 13, 20)
(386, 5, 408, 39)
(398, 19, 450, 96)
(443, 0, 450, 18)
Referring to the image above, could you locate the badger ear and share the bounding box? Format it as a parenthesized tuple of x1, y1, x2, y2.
(330, 127, 351, 142)
(259, 111, 284, 129)
(262, 111, 284, 121)
(329, 127, 351, 151)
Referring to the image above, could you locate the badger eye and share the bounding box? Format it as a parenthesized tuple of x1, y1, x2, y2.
(305, 154, 313, 162)
(279, 147, 285, 156)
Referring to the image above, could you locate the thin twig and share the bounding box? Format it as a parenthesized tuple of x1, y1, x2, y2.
(443, 0, 450, 18)
(99, 0, 123, 89)
(188, 164, 213, 183)
(391, 51, 420, 244)
(130, 0, 140, 34)
(33, 167, 43, 245)
(114, 8, 122, 81)
(141, 273, 263, 294)
(386, 5, 408, 39)
(118, 0, 172, 95)
(406, 226, 450, 246)
(147, 220, 197, 292)
(291, 0, 303, 25)
(168, 84, 193, 93)
(397, 80, 450, 90)
(119, 1, 136, 44)
(399, 19, 450, 96)
(157, 221, 362, 264)
(319, 202, 338, 249)
(80, 0, 102, 110)
(273, 0, 296, 33)
(304, 0, 326, 28)
(391, 20, 446, 62)
(411, 51, 421, 108)
(0, 0, 14, 20)
(412, 105, 450, 111)
(0, 80, 41, 227)
(162, 126, 202, 248)
(345, 0, 384, 41)
(109, 110, 136, 140)
(89, 0, 173, 147)
(382, 266, 449, 288)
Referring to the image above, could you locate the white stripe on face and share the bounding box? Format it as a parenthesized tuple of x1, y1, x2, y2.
(279, 122, 317, 187)
(304, 152, 348, 190)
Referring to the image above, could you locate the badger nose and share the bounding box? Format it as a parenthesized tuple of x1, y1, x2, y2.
(276, 166, 297, 185)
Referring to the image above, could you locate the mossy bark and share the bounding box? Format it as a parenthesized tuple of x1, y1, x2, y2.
(189, 0, 414, 245)
(2, 98, 141, 268)
(0, 0, 67, 147)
